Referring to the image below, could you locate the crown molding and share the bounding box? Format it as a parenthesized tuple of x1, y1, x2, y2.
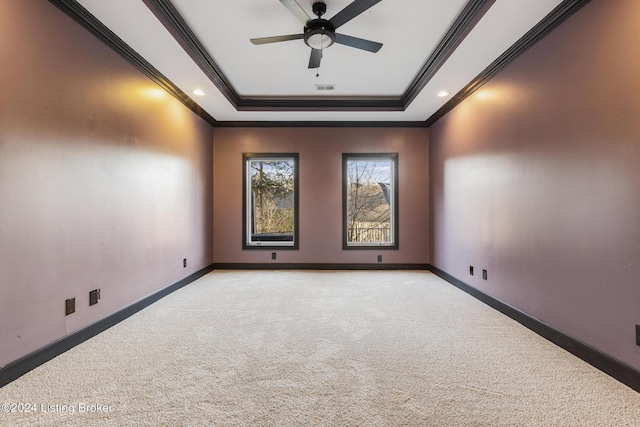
(48, 0, 217, 126)
(213, 121, 428, 128)
(425, 0, 591, 126)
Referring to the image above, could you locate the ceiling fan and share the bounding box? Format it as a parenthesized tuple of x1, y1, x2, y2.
(250, 0, 383, 69)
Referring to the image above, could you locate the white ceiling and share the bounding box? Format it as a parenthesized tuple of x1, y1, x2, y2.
(75, 0, 564, 122)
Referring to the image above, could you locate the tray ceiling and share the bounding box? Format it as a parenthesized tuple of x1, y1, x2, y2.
(61, 0, 585, 124)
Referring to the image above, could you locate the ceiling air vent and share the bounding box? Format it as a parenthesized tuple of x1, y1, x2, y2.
(315, 84, 336, 91)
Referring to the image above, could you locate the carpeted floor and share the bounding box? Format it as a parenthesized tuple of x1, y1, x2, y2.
(1, 270, 639, 426)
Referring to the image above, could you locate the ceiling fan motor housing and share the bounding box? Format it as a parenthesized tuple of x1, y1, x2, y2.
(304, 19, 335, 49)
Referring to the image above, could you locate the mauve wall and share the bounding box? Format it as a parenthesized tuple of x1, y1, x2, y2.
(429, 0, 640, 369)
(213, 127, 429, 265)
(0, 1, 213, 367)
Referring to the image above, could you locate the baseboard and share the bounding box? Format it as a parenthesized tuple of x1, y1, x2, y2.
(0, 264, 215, 388)
(427, 264, 640, 393)
(213, 263, 430, 270)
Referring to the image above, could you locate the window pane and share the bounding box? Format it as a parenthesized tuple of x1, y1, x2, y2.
(244, 154, 298, 248)
(344, 155, 396, 247)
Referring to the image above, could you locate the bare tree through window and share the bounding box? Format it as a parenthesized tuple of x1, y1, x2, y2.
(343, 154, 397, 248)
(243, 154, 298, 248)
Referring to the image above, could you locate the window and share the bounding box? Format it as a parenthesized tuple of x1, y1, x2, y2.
(343, 153, 398, 249)
(243, 153, 298, 249)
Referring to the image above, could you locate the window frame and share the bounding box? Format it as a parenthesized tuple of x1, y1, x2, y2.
(242, 153, 299, 250)
(342, 153, 399, 250)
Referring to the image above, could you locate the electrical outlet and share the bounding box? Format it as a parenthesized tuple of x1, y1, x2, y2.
(482, 269, 488, 280)
(183, 258, 187, 268)
(377, 255, 383, 263)
(89, 289, 100, 306)
(272, 252, 277, 260)
(65, 298, 75, 316)
(636, 325, 640, 346)
(470, 266, 474, 276)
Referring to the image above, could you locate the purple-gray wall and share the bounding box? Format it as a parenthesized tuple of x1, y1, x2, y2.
(0, 1, 213, 367)
(3, 0, 638, 379)
(429, 0, 640, 370)
(213, 127, 429, 265)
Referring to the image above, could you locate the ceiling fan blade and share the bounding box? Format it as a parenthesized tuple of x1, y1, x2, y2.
(329, 0, 382, 29)
(335, 33, 382, 52)
(279, 0, 312, 26)
(308, 48, 322, 69)
(250, 34, 304, 45)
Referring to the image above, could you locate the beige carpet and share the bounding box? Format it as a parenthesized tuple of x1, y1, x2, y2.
(1, 270, 639, 426)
